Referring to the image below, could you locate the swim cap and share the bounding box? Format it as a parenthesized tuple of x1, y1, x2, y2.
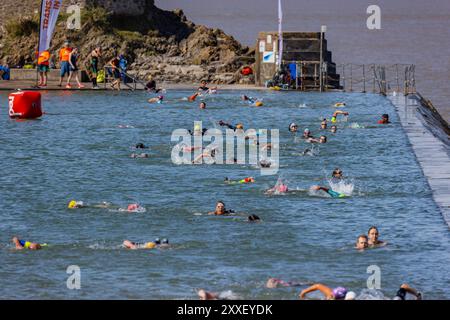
(333, 287, 348, 300)
(289, 123, 298, 131)
(278, 184, 288, 193)
(255, 101, 263, 107)
(236, 124, 244, 130)
(68, 200, 83, 209)
(194, 124, 201, 131)
(304, 128, 310, 133)
(68, 200, 77, 209)
(127, 204, 139, 212)
(145, 242, 156, 249)
(345, 291, 356, 300)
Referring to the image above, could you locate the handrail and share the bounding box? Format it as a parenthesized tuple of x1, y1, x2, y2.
(103, 66, 147, 91)
(337, 63, 416, 95)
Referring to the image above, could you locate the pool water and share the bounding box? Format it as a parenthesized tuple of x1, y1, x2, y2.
(0, 90, 449, 299)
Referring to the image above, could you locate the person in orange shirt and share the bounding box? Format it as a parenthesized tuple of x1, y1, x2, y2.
(58, 40, 72, 87)
(37, 50, 50, 87)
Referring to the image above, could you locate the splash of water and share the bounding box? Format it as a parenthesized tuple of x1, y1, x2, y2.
(349, 122, 365, 129)
(357, 289, 388, 300)
(328, 179, 355, 196)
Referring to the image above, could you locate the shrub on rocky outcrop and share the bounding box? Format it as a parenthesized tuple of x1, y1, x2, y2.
(5, 18, 39, 38)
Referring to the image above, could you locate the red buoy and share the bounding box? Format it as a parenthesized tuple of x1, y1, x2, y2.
(8, 91, 43, 119)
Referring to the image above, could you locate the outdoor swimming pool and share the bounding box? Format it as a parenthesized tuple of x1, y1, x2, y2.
(0, 90, 449, 299)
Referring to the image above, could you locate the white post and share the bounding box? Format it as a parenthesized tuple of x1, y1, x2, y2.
(320, 25, 327, 92)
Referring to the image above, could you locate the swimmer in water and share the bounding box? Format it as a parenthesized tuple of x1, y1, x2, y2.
(218, 120, 244, 131)
(134, 143, 148, 149)
(266, 179, 289, 194)
(241, 95, 256, 104)
(192, 145, 219, 164)
(68, 200, 85, 209)
(302, 128, 314, 139)
(197, 289, 237, 300)
(320, 119, 328, 130)
(247, 214, 261, 222)
(126, 203, 142, 212)
(130, 153, 149, 158)
(355, 234, 369, 250)
(299, 284, 356, 300)
(224, 177, 255, 184)
(198, 80, 217, 93)
(307, 135, 327, 144)
(68, 200, 116, 210)
(330, 125, 337, 134)
(208, 201, 235, 216)
(331, 110, 349, 123)
(289, 122, 299, 133)
(266, 278, 307, 288)
(334, 102, 346, 107)
(378, 114, 391, 124)
(123, 239, 158, 250)
(259, 159, 272, 168)
(12, 237, 44, 250)
(367, 226, 386, 247)
(393, 284, 422, 300)
(199, 102, 206, 109)
(332, 168, 344, 180)
(311, 186, 346, 198)
(148, 95, 164, 104)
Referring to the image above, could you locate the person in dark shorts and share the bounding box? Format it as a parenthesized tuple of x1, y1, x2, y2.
(108, 55, 121, 90)
(66, 47, 84, 89)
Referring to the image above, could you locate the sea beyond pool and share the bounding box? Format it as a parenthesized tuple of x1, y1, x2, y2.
(0, 90, 449, 299)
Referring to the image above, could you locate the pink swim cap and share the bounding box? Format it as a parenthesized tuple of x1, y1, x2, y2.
(277, 184, 288, 193)
(127, 204, 139, 212)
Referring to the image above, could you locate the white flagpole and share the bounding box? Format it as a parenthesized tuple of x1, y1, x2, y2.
(278, 0, 283, 70)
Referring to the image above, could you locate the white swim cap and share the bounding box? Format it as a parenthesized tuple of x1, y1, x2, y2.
(345, 291, 357, 300)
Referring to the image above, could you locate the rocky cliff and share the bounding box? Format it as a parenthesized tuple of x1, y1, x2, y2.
(0, 0, 255, 84)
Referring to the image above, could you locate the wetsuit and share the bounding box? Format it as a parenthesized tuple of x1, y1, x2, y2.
(70, 53, 78, 72)
(19, 240, 32, 249)
(326, 189, 346, 198)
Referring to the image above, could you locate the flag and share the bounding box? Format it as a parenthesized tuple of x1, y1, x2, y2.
(278, 0, 283, 68)
(38, 0, 62, 54)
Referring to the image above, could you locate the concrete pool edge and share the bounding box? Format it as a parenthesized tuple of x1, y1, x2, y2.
(388, 93, 450, 228)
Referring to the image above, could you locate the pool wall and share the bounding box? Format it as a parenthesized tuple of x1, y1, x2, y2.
(389, 93, 450, 227)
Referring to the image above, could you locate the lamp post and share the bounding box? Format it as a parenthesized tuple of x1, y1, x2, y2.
(319, 25, 327, 92)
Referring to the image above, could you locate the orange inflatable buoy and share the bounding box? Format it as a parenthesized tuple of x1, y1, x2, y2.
(8, 91, 43, 119)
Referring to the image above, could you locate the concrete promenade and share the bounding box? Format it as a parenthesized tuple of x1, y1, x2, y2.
(389, 93, 450, 228)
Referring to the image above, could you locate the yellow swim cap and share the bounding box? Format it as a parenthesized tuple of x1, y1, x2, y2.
(194, 124, 201, 131)
(145, 242, 156, 249)
(68, 200, 77, 209)
(255, 101, 263, 107)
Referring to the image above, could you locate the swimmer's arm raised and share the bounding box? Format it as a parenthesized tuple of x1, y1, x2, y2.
(299, 284, 334, 300)
(400, 284, 422, 300)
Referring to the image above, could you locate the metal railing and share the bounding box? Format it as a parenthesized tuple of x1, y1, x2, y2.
(103, 67, 147, 91)
(338, 64, 416, 95)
